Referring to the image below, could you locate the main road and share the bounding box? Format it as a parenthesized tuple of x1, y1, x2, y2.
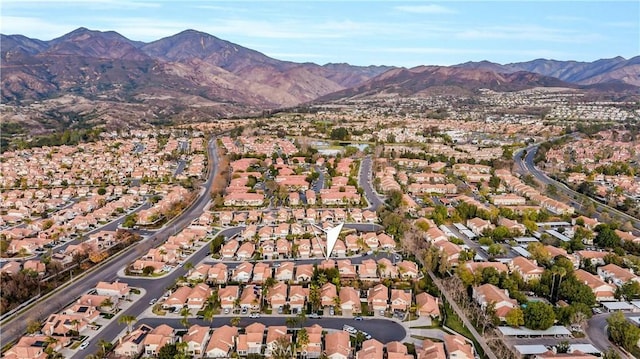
(0, 137, 220, 348)
(513, 144, 640, 231)
(359, 156, 384, 210)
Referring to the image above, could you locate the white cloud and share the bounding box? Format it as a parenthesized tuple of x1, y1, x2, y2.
(2, 0, 161, 9)
(0, 16, 77, 39)
(394, 4, 456, 14)
(456, 25, 606, 43)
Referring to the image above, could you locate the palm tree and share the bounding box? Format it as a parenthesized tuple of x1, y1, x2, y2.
(309, 284, 321, 312)
(230, 316, 241, 327)
(297, 328, 309, 351)
(180, 307, 191, 328)
(118, 315, 137, 333)
(176, 341, 189, 357)
(297, 311, 307, 326)
(100, 297, 114, 312)
(69, 319, 80, 337)
(98, 338, 112, 356)
(286, 316, 298, 328)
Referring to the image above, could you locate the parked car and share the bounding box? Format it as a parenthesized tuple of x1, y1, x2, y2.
(354, 316, 363, 321)
(79, 341, 90, 350)
(241, 307, 248, 315)
(249, 312, 260, 318)
(309, 313, 321, 319)
(149, 298, 157, 305)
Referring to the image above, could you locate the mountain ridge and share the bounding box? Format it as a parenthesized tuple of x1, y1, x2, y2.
(1, 27, 638, 132)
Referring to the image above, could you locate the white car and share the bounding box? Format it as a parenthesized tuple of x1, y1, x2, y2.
(79, 341, 90, 350)
(249, 312, 261, 318)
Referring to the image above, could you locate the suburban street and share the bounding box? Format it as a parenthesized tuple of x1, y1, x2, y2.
(359, 155, 384, 210)
(63, 148, 396, 359)
(514, 144, 637, 358)
(514, 144, 640, 231)
(0, 137, 219, 348)
(136, 316, 406, 343)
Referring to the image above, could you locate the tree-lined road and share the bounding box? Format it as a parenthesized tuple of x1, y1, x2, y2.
(0, 138, 219, 349)
(514, 144, 640, 231)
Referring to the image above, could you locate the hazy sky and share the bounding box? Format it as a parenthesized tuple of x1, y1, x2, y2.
(2, 0, 639, 67)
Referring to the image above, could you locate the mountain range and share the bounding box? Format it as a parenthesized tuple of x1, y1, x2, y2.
(1, 27, 639, 131)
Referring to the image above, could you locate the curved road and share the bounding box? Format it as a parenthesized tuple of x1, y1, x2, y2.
(0, 137, 219, 348)
(514, 142, 638, 358)
(514, 144, 640, 231)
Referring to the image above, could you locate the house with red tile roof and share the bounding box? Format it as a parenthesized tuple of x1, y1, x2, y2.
(143, 324, 175, 357)
(444, 334, 474, 359)
(114, 324, 153, 358)
(275, 261, 294, 281)
(289, 285, 309, 313)
(4, 334, 70, 359)
(95, 280, 130, 298)
(295, 264, 314, 283)
(187, 283, 213, 310)
(367, 284, 388, 313)
(237, 322, 265, 356)
(221, 239, 239, 260)
(465, 262, 509, 275)
(397, 260, 419, 279)
(300, 324, 323, 358)
(597, 263, 639, 287)
(358, 259, 378, 280)
(575, 269, 616, 301)
(207, 262, 228, 284)
(204, 325, 237, 358)
(472, 283, 518, 321)
(337, 259, 357, 279)
(236, 242, 255, 261)
(467, 217, 495, 236)
(252, 262, 272, 283)
(218, 286, 240, 310)
(265, 326, 291, 357)
(417, 339, 446, 359)
(267, 282, 288, 310)
(339, 286, 362, 314)
(232, 262, 254, 283)
(377, 258, 398, 279)
(239, 285, 261, 310)
(415, 292, 440, 318)
(325, 331, 351, 359)
(510, 256, 544, 282)
(183, 324, 210, 358)
(320, 283, 338, 308)
(356, 339, 383, 359)
(391, 289, 411, 312)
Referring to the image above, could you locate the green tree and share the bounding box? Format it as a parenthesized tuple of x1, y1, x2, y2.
(505, 307, 524, 327)
(594, 225, 621, 248)
(180, 307, 191, 328)
(230, 316, 241, 327)
(523, 302, 555, 330)
(157, 343, 179, 359)
(607, 312, 640, 352)
(26, 320, 41, 334)
(602, 348, 622, 359)
(118, 315, 137, 333)
(330, 127, 349, 141)
(617, 281, 640, 301)
(558, 276, 596, 306)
